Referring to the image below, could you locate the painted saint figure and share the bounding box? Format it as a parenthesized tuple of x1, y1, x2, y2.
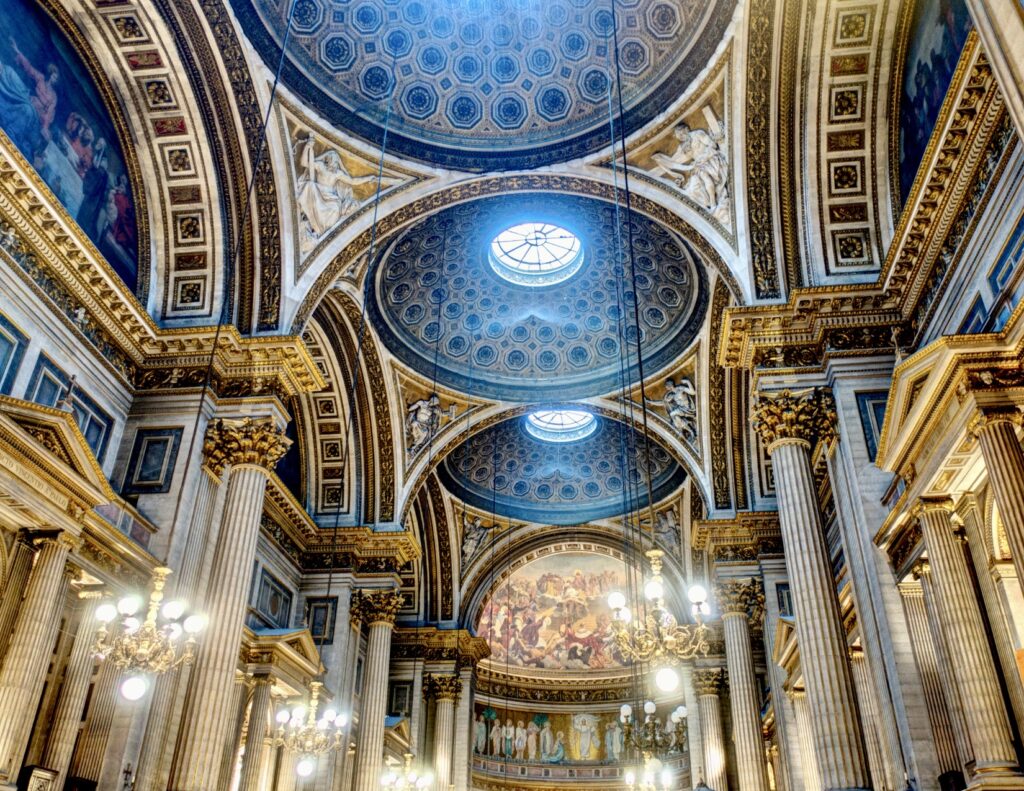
(490, 718, 502, 757)
(605, 719, 624, 762)
(502, 718, 515, 758)
(474, 714, 487, 755)
(514, 721, 527, 760)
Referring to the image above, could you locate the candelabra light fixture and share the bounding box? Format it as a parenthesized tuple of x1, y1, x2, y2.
(618, 701, 687, 790)
(273, 681, 346, 777)
(622, 755, 675, 791)
(607, 549, 710, 692)
(93, 567, 206, 701)
(380, 753, 433, 789)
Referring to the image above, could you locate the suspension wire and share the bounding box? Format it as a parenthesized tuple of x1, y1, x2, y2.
(314, 51, 399, 673)
(164, 0, 300, 576)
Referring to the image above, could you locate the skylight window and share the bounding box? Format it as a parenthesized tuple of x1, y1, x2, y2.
(489, 222, 584, 286)
(525, 409, 597, 442)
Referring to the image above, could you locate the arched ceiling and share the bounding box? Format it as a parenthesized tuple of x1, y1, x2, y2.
(436, 413, 684, 524)
(367, 192, 708, 401)
(228, 0, 736, 171)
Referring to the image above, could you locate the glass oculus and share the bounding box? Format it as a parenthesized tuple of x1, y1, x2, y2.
(524, 409, 596, 442)
(489, 222, 584, 286)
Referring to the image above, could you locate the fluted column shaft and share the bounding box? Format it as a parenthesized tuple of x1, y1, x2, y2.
(351, 589, 403, 791)
(170, 464, 273, 790)
(43, 593, 102, 788)
(71, 655, 120, 782)
(767, 439, 869, 789)
(0, 532, 33, 660)
(426, 674, 461, 789)
(791, 692, 822, 791)
(135, 466, 222, 791)
(695, 669, 728, 791)
(898, 582, 962, 778)
(0, 532, 75, 781)
(850, 650, 889, 790)
(237, 675, 274, 791)
(452, 667, 474, 791)
(974, 412, 1024, 593)
(917, 500, 1022, 780)
(717, 583, 768, 791)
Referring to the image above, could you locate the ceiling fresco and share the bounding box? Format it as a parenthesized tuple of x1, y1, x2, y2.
(437, 413, 684, 524)
(367, 193, 708, 401)
(229, 0, 736, 170)
(475, 551, 629, 673)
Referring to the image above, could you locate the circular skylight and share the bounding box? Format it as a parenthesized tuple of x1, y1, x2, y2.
(525, 409, 597, 442)
(489, 222, 584, 286)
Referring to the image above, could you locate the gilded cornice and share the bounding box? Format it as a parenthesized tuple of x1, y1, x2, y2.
(240, 626, 323, 693)
(0, 137, 321, 395)
(391, 627, 490, 667)
(718, 36, 1009, 378)
(424, 673, 462, 702)
(475, 664, 636, 704)
(693, 512, 781, 555)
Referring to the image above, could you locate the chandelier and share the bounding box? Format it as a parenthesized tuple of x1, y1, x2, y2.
(273, 681, 346, 777)
(380, 753, 433, 789)
(607, 549, 710, 691)
(93, 567, 206, 700)
(623, 755, 676, 790)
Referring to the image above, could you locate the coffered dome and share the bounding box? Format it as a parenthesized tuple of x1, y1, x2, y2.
(367, 193, 709, 401)
(437, 412, 685, 524)
(228, 0, 736, 170)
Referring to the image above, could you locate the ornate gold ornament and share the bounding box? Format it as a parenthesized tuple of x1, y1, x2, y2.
(693, 668, 725, 696)
(349, 588, 404, 627)
(202, 417, 291, 477)
(608, 549, 710, 667)
(272, 681, 346, 778)
(424, 673, 462, 702)
(751, 388, 837, 452)
(714, 578, 764, 620)
(92, 567, 206, 700)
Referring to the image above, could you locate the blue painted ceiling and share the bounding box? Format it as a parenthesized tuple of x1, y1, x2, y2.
(367, 192, 708, 401)
(229, 0, 735, 170)
(437, 413, 684, 524)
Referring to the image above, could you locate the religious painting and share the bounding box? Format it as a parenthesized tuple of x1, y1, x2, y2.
(0, 0, 138, 288)
(898, 0, 972, 202)
(472, 706, 627, 765)
(476, 552, 627, 671)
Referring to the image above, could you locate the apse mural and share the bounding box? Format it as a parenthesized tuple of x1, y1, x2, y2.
(472, 706, 627, 765)
(898, 0, 971, 202)
(476, 552, 627, 671)
(0, 0, 138, 288)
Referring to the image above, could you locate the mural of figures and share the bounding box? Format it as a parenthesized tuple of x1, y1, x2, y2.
(898, 0, 972, 202)
(0, 0, 138, 288)
(476, 552, 627, 671)
(474, 704, 682, 765)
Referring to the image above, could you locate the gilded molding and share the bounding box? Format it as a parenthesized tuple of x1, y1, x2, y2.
(349, 588, 403, 627)
(424, 673, 462, 702)
(708, 277, 733, 510)
(713, 578, 763, 621)
(751, 388, 837, 452)
(967, 405, 1024, 437)
(391, 627, 490, 668)
(203, 417, 290, 477)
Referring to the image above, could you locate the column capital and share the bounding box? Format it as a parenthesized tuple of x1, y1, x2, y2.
(32, 530, 81, 553)
(910, 558, 931, 580)
(693, 667, 725, 696)
(751, 387, 837, 453)
(910, 496, 955, 521)
(713, 578, 763, 620)
(968, 405, 1024, 437)
(424, 673, 462, 702)
(350, 589, 404, 627)
(202, 417, 291, 477)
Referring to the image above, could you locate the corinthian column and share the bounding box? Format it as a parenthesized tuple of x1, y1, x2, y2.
(914, 498, 1023, 784)
(169, 417, 290, 791)
(135, 461, 224, 791)
(752, 388, 869, 790)
(452, 666, 474, 791)
(849, 648, 889, 790)
(791, 691, 821, 791)
(0, 531, 33, 660)
(425, 673, 462, 789)
(350, 589, 403, 791)
(694, 669, 728, 791)
(971, 407, 1024, 588)
(898, 579, 964, 786)
(42, 591, 102, 789)
(715, 580, 767, 791)
(0, 531, 77, 782)
(237, 674, 274, 791)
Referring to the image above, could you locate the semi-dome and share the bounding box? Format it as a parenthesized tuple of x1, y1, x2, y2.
(436, 412, 685, 524)
(367, 193, 709, 401)
(227, 0, 736, 170)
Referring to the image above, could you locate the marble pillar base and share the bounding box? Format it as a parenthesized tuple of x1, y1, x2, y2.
(966, 773, 1024, 790)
